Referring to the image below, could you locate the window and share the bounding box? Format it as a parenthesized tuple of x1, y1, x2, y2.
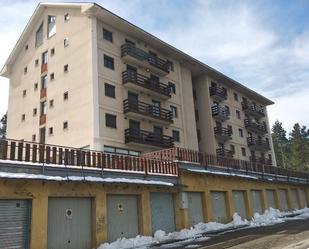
(64, 13, 70, 22)
(230, 145, 235, 154)
(42, 51, 48, 64)
(239, 128, 243, 137)
(63, 121, 68, 130)
(49, 127, 53, 135)
(51, 48, 55, 56)
(104, 146, 140, 156)
(225, 105, 230, 114)
(64, 64, 69, 72)
(64, 37, 69, 47)
(234, 92, 239, 101)
(170, 105, 178, 118)
(24, 67, 27, 74)
(64, 91, 69, 100)
(168, 82, 176, 94)
(49, 99, 54, 108)
(167, 60, 174, 71)
(34, 82, 38, 90)
(105, 113, 116, 128)
(236, 110, 241, 119)
(50, 73, 55, 80)
(25, 45, 28, 51)
(22, 90, 27, 97)
(35, 59, 39, 66)
(21, 114, 26, 121)
(104, 55, 114, 70)
(33, 108, 37, 116)
(172, 130, 180, 142)
(105, 83, 115, 98)
(40, 101, 47, 115)
(241, 147, 246, 156)
(32, 134, 36, 142)
(35, 23, 43, 47)
(103, 28, 113, 42)
(227, 125, 233, 134)
(41, 75, 48, 89)
(48, 16, 56, 38)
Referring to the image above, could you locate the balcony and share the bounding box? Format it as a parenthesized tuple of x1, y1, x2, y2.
(250, 156, 272, 165)
(40, 88, 47, 99)
(214, 126, 232, 141)
(247, 137, 270, 151)
(125, 128, 174, 148)
(121, 43, 170, 76)
(123, 99, 173, 125)
(242, 101, 265, 118)
(39, 114, 46, 125)
(211, 105, 230, 121)
(122, 70, 171, 99)
(244, 119, 267, 134)
(209, 86, 227, 101)
(41, 63, 48, 74)
(216, 148, 234, 158)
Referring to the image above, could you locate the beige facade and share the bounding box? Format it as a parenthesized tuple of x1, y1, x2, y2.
(1, 2, 275, 163)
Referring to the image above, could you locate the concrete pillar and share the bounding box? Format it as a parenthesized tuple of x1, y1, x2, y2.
(30, 193, 48, 249)
(286, 188, 292, 210)
(244, 190, 253, 219)
(274, 189, 281, 210)
(203, 190, 213, 222)
(226, 190, 234, 221)
(94, 193, 106, 247)
(296, 189, 302, 209)
(138, 192, 152, 236)
(175, 192, 189, 230)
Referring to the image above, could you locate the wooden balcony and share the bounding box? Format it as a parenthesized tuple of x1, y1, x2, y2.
(124, 99, 173, 125)
(125, 128, 174, 148)
(40, 88, 47, 99)
(39, 114, 46, 125)
(214, 126, 232, 141)
(244, 119, 267, 134)
(122, 70, 171, 99)
(247, 137, 270, 151)
(41, 63, 48, 74)
(250, 156, 272, 166)
(216, 148, 234, 158)
(211, 105, 230, 121)
(209, 86, 227, 101)
(121, 43, 170, 76)
(242, 101, 265, 118)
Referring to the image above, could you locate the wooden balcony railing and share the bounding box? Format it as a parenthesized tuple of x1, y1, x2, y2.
(125, 128, 174, 148)
(242, 101, 265, 118)
(122, 70, 171, 98)
(216, 148, 234, 158)
(244, 119, 267, 134)
(214, 126, 232, 141)
(247, 137, 270, 151)
(0, 138, 178, 176)
(209, 86, 227, 101)
(211, 105, 230, 120)
(121, 43, 170, 74)
(123, 99, 173, 123)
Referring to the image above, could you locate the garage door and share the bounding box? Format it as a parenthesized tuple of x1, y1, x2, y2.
(299, 189, 307, 208)
(188, 192, 204, 227)
(107, 195, 139, 242)
(266, 190, 276, 209)
(279, 189, 289, 211)
(251, 190, 263, 214)
(211, 191, 228, 223)
(151, 193, 175, 234)
(47, 198, 92, 249)
(0, 200, 31, 249)
(290, 189, 299, 210)
(232, 191, 247, 219)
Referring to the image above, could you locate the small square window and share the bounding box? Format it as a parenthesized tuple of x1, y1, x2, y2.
(234, 92, 239, 101)
(49, 127, 53, 135)
(50, 73, 55, 80)
(230, 145, 235, 154)
(172, 130, 180, 142)
(64, 64, 69, 72)
(34, 83, 38, 91)
(64, 37, 69, 47)
(51, 48, 55, 56)
(236, 110, 241, 119)
(21, 114, 26, 121)
(239, 128, 243, 137)
(64, 13, 70, 22)
(64, 92, 69, 100)
(35, 59, 39, 66)
(105, 83, 115, 98)
(104, 55, 114, 70)
(32, 134, 36, 142)
(105, 113, 116, 128)
(33, 108, 37, 116)
(25, 45, 28, 51)
(22, 90, 27, 97)
(63, 121, 68, 130)
(227, 125, 233, 134)
(168, 82, 176, 94)
(170, 105, 178, 118)
(103, 28, 113, 42)
(49, 99, 54, 108)
(167, 60, 174, 71)
(241, 147, 246, 156)
(24, 67, 27, 74)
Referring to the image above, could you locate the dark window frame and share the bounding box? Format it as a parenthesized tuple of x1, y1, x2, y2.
(104, 83, 116, 98)
(105, 113, 117, 128)
(172, 130, 180, 142)
(103, 28, 113, 42)
(104, 55, 115, 70)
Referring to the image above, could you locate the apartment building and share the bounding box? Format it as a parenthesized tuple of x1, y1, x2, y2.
(0, 2, 275, 164)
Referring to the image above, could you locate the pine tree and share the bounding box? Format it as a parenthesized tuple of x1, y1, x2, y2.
(271, 120, 290, 168)
(0, 113, 7, 139)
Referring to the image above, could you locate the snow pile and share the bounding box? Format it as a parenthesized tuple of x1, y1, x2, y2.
(97, 236, 154, 249)
(250, 207, 284, 226)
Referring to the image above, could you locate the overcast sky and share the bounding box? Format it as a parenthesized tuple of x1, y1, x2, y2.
(0, 0, 309, 132)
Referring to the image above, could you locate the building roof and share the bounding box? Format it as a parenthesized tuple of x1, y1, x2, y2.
(0, 2, 274, 105)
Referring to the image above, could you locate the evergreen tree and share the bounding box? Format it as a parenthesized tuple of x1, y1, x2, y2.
(271, 120, 290, 168)
(0, 113, 7, 139)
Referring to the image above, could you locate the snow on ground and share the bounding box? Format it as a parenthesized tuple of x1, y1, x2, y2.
(99, 208, 309, 249)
